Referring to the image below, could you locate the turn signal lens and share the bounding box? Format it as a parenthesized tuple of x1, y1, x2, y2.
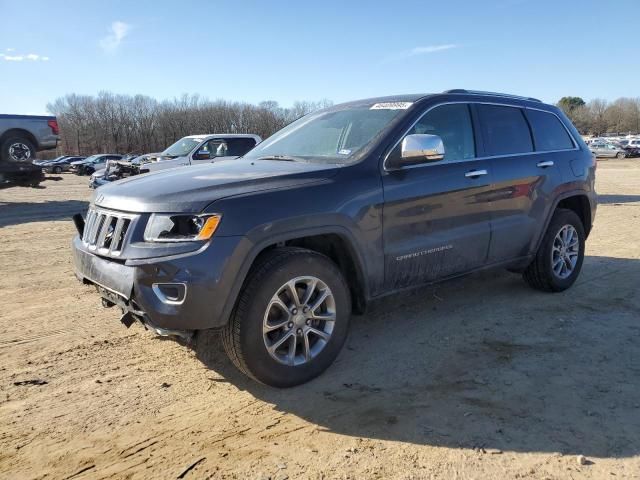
(195, 215, 221, 240)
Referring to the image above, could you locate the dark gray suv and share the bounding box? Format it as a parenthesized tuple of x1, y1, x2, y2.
(71, 90, 597, 387)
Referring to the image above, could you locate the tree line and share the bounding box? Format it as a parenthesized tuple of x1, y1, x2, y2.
(557, 96, 640, 136)
(45, 92, 640, 160)
(46, 92, 332, 157)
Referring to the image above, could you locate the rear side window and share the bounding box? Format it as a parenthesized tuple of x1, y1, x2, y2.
(525, 109, 574, 151)
(225, 137, 257, 156)
(407, 103, 475, 161)
(477, 104, 533, 156)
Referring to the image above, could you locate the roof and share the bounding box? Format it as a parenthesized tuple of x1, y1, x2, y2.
(183, 134, 262, 140)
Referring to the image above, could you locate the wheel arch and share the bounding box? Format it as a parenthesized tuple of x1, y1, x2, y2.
(0, 128, 38, 149)
(221, 227, 370, 326)
(535, 191, 594, 252)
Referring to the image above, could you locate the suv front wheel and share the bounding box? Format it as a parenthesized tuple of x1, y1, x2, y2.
(523, 208, 586, 292)
(222, 247, 351, 387)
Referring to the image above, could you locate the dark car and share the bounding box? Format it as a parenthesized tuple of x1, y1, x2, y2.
(71, 90, 597, 387)
(43, 156, 86, 173)
(33, 155, 69, 167)
(0, 161, 44, 188)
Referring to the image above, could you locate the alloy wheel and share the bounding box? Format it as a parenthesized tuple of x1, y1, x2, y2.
(8, 142, 31, 161)
(551, 224, 579, 279)
(262, 276, 336, 366)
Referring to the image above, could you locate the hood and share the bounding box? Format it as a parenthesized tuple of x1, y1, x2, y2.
(92, 159, 341, 213)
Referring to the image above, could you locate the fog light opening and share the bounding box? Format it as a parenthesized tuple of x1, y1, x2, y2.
(152, 283, 187, 305)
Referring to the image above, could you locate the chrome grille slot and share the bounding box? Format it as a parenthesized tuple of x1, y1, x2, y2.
(82, 207, 135, 257)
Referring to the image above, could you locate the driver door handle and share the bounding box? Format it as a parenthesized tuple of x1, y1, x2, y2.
(465, 169, 488, 178)
(537, 160, 554, 168)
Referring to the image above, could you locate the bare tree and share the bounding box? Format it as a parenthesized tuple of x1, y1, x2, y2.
(46, 92, 333, 156)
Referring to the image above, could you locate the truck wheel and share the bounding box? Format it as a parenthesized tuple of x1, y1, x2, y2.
(222, 247, 351, 387)
(523, 208, 585, 292)
(1, 136, 36, 163)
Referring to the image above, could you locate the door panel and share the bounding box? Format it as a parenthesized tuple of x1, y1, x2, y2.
(487, 152, 563, 261)
(382, 160, 493, 289)
(481, 105, 571, 262)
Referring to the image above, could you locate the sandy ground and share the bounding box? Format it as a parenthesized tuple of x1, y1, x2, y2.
(1, 161, 639, 480)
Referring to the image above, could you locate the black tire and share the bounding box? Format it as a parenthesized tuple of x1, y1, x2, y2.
(222, 247, 351, 387)
(53, 166, 62, 174)
(84, 167, 95, 175)
(523, 208, 585, 292)
(616, 152, 625, 159)
(0, 136, 36, 163)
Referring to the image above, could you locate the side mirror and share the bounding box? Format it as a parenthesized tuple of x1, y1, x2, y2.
(387, 134, 445, 169)
(193, 149, 210, 160)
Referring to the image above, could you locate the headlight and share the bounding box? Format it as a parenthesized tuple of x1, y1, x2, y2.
(144, 214, 221, 242)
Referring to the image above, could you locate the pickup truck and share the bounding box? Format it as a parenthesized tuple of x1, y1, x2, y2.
(138, 134, 262, 173)
(0, 114, 60, 163)
(88, 134, 261, 187)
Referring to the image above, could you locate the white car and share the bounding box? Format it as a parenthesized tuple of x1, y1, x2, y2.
(141, 134, 261, 173)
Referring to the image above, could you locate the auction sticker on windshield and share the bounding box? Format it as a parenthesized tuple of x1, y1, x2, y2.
(370, 102, 413, 110)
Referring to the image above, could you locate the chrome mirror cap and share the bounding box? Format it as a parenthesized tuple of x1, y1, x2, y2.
(401, 134, 445, 162)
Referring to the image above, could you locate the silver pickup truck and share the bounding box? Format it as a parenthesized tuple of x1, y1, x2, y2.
(0, 114, 60, 163)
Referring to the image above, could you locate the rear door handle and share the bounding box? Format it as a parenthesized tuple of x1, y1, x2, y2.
(537, 160, 554, 168)
(465, 169, 488, 178)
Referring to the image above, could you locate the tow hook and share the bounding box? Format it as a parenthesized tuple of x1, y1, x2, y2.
(120, 311, 136, 328)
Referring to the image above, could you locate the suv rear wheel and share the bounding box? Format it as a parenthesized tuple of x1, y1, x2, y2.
(222, 247, 350, 387)
(523, 208, 585, 292)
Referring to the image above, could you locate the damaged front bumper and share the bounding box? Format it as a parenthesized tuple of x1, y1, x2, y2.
(71, 232, 248, 336)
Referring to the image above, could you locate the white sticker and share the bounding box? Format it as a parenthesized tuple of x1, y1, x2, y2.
(370, 102, 413, 110)
(338, 149, 352, 155)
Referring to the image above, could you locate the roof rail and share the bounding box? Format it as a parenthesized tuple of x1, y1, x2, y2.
(442, 89, 542, 103)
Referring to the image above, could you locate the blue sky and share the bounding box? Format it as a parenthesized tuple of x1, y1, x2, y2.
(0, 0, 638, 115)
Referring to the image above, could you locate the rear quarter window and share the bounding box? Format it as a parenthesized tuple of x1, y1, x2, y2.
(477, 104, 533, 156)
(525, 109, 575, 151)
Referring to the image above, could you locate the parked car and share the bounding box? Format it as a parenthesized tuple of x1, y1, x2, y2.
(589, 141, 626, 158)
(70, 154, 123, 175)
(139, 134, 261, 174)
(42, 156, 86, 173)
(0, 114, 59, 163)
(33, 155, 69, 167)
(0, 161, 44, 188)
(71, 90, 597, 387)
(89, 153, 159, 189)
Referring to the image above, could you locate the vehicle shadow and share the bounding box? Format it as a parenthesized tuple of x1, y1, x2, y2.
(194, 255, 640, 457)
(0, 199, 88, 227)
(597, 194, 640, 204)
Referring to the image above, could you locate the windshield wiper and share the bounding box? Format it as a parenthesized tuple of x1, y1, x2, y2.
(256, 155, 302, 162)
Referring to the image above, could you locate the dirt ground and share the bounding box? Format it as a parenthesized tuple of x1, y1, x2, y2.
(1, 160, 639, 480)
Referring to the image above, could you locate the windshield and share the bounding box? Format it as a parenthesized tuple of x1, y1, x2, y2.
(162, 138, 202, 157)
(244, 105, 409, 163)
(82, 155, 101, 162)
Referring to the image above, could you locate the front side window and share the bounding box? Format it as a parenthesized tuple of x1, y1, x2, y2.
(200, 139, 228, 158)
(525, 109, 574, 151)
(405, 103, 475, 162)
(477, 104, 533, 156)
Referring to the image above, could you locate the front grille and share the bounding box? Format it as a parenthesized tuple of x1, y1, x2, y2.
(82, 208, 135, 256)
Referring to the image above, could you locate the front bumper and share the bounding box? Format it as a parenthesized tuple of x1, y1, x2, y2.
(71, 234, 250, 332)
